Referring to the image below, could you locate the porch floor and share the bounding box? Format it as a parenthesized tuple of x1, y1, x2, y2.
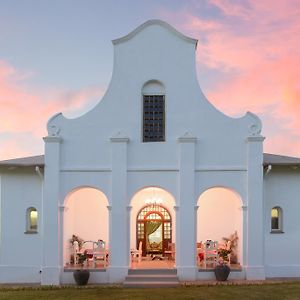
(64, 260, 242, 271)
(131, 258, 175, 269)
(198, 263, 242, 271)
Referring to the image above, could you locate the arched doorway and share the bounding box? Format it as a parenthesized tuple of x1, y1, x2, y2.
(130, 186, 176, 265)
(137, 204, 172, 256)
(196, 187, 243, 269)
(63, 187, 109, 267)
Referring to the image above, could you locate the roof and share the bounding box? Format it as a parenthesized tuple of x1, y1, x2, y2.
(0, 155, 44, 167)
(0, 153, 300, 168)
(263, 153, 300, 166)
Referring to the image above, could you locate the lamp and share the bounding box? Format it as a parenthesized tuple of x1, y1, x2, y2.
(145, 187, 163, 205)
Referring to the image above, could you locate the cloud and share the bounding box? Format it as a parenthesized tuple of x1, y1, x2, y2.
(161, 0, 300, 156)
(0, 60, 104, 159)
(209, 0, 251, 18)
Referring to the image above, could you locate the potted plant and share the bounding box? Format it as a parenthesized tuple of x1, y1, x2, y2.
(214, 248, 231, 281)
(222, 231, 238, 264)
(73, 250, 90, 285)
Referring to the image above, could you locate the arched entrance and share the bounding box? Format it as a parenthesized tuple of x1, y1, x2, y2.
(130, 186, 176, 265)
(63, 187, 109, 268)
(137, 204, 172, 256)
(196, 187, 243, 269)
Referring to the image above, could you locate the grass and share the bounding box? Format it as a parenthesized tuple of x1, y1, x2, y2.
(0, 282, 300, 300)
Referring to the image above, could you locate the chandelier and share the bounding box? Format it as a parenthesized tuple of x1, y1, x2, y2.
(145, 187, 163, 205)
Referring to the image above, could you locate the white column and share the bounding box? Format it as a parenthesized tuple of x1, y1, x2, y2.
(41, 135, 62, 285)
(241, 205, 248, 267)
(108, 133, 129, 283)
(176, 133, 197, 281)
(245, 135, 265, 280)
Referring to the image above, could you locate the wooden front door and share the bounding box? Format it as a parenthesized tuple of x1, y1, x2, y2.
(136, 204, 172, 256)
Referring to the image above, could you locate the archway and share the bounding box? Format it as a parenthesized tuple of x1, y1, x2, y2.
(130, 187, 176, 265)
(136, 204, 172, 256)
(63, 187, 109, 267)
(196, 187, 243, 269)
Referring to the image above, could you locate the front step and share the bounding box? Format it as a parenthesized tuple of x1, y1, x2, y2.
(124, 269, 180, 288)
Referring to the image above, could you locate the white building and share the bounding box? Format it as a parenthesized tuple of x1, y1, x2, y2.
(0, 20, 300, 285)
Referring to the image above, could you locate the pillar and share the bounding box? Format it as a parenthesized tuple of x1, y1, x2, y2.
(245, 135, 265, 279)
(176, 133, 197, 281)
(108, 132, 129, 282)
(41, 135, 62, 285)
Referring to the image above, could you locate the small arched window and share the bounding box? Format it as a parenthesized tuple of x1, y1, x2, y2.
(142, 80, 165, 142)
(271, 206, 283, 233)
(26, 207, 38, 233)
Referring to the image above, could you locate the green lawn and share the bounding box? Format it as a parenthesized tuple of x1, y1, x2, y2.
(0, 282, 300, 300)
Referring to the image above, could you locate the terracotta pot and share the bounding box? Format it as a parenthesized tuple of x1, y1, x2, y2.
(214, 264, 230, 281)
(73, 269, 90, 285)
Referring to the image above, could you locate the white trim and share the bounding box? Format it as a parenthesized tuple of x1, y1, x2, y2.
(60, 166, 247, 172)
(246, 136, 265, 142)
(178, 132, 197, 143)
(128, 167, 178, 172)
(196, 166, 247, 171)
(60, 167, 111, 172)
(112, 19, 198, 46)
(110, 132, 129, 143)
(43, 136, 62, 143)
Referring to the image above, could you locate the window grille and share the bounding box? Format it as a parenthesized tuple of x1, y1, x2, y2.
(143, 95, 165, 142)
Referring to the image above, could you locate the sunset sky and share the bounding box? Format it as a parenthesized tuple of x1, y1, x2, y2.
(0, 0, 299, 159)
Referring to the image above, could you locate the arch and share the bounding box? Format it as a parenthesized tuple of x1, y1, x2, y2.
(196, 187, 243, 268)
(136, 204, 172, 255)
(130, 186, 176, 263)
(142, 80, 165, 95)
(26, 207, 38, 233)
(130, 185, 176, 206)
(271, 206, 283, 232)
(63, 186, 109, 267)
(197, 185, 245, 206)
(63, 185, 109, 206)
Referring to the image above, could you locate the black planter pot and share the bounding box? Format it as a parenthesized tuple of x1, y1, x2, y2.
(73, 269, 90, 285)
(214, 264, 230, 281)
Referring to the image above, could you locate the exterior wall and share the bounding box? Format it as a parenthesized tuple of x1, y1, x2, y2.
(0, 20, 268, 284)
(4, 20, 300, 285)
(42, 20, 264, 284)
(264, 167, 300, 277)
(0, 168, 43, 283)
(48, 22, 260, 172)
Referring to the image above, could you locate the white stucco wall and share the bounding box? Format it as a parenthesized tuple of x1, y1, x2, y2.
(40, 20, 265, 283)
(0, 168, 43, 283)
(264, 167, 300, 277)
(2, 20, 296, 284)
(48, 21, 260, 172)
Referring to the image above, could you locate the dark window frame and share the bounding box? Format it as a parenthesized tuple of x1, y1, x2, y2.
(143, 94, 165, 142)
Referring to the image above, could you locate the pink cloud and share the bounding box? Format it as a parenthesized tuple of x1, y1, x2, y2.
(209, 0, 251, 18)
(161, 1, 300, 156)
(0, 60, 104, 160)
